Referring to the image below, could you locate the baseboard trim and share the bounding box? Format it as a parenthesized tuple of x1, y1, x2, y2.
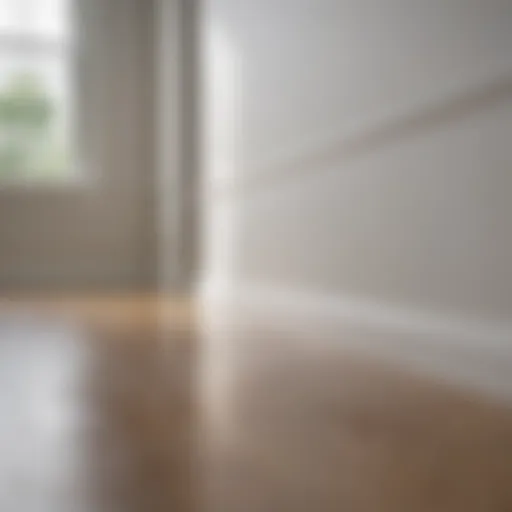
(201, 280, 512, 400)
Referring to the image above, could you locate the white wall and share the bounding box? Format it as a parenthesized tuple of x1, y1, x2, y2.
(201, 0, 512, 391)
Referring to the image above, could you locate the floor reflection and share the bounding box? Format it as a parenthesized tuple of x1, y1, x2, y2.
(0, 311, 195, 512)
(0, 317, 90, 511)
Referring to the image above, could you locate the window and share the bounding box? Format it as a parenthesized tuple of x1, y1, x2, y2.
(0, 0, 73, 183)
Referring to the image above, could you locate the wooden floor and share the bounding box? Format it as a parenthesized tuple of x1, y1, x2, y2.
(0, 295, 511, 511)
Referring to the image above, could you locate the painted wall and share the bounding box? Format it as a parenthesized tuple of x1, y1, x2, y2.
(202, 0, 512, 330)
(0, 0, 156, 289)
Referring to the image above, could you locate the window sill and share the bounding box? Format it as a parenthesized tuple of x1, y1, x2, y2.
(0, 175, 92, 194)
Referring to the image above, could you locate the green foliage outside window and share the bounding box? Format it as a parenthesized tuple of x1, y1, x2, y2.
(0, 73, 68, 180)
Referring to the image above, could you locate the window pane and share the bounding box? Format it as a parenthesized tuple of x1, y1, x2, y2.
(0, 0, 19, 34)
(0, 52, 71, 180)
(0, 0, 70, 40)
(0, 0, 73, 182)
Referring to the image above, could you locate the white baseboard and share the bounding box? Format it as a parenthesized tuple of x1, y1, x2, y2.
(201, 279, 512, 401)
